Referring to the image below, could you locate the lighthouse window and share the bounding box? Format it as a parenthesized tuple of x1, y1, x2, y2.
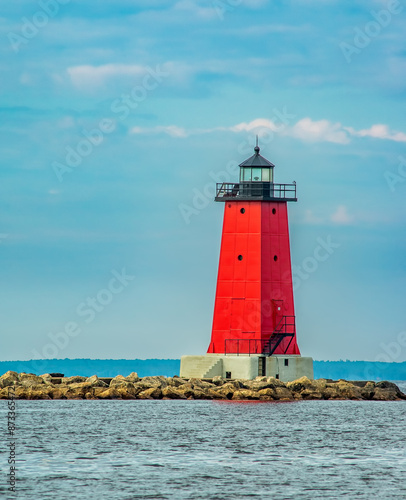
(262, 169, 270, 182)
(274, 255, 278, 262)
(238, 255, 243, 261)
(272, 208, 276, 215)
(242, 168, 252, 181)
(252, 168, 261, 181)
(240, 208, 245, 214)
(284, 359, 289, 367)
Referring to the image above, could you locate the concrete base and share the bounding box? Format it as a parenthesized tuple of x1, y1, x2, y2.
(180, 354, 314, 382)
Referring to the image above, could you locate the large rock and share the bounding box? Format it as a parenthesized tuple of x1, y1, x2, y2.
(138, 387, 162, 399)
(15, 386, 52, 400)
(85, 375, 108, 387)
(111, 379, 139, 394)
(189, 378, 215, 390)
(61, 382, 93, 399)
(0, 371, 19, 388)
(126, 372, 139, 383)
(211, 376, 224, 386)
(336, 380, 363, 400)
(257, 388, 276, 401)
(0, 387, 15, 399)
(244, 377, 286, 392)
(162, 386, 187, 399)
(118, 383, 140, 398)
(299, 389, 323, 400)
(48, 387, 67, 399)
(110, 375, 128, 386)
(287, 376, 314, 393)
(174, 383, 194, 398)
(274, 386, 294, 400)
(359, 381, 376, 400)
(287, 377, 324, 400)
(169, 377, 189, 387)
(206, 388, 226, 399)
(19, 373, 45, 387)
(137, 376, 167, 390)
(373, 382, 406, 401)
(319, 386, 344, 400)
(96, 386, 136, 399)
(216, 382, 237, 400)
(232, 389, 260, 400)
(62, 376, 87, 385)
(63, 385, 88, 399)
(189, 387, 208, 400)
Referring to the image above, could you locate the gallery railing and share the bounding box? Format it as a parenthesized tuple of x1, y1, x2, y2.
(215, 182, 297, 201)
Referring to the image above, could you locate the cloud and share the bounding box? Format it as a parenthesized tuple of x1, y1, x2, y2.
(130, 125, 188, 138)
(289, 118, 350, 144)
(67, 64, 149, 88)
(128, 117, 406, 145)
(331, 205, 354, 225)
(345, 124, 406, 143)
(230, 118, 281, 133)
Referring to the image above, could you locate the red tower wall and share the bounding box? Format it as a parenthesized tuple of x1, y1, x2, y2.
(207, 200, 300, 355)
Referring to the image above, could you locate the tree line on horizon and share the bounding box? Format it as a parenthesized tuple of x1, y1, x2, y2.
(0, 359, 405, 381)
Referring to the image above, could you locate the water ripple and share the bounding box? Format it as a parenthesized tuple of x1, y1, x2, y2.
(0, 399, 405, 499)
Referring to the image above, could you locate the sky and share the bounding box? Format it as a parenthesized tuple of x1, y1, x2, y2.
(0, 0, 405, 364)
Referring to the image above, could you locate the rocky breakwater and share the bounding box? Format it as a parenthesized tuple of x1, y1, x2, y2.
(0, 371, 405, 401)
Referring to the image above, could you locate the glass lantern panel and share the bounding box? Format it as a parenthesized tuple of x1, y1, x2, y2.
(242, 168, 252, 181)
(252, 168, 261, 181)
(262, 168, 270, 182)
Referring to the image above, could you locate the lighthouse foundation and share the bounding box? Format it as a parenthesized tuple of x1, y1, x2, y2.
(180, 354, 313, 382)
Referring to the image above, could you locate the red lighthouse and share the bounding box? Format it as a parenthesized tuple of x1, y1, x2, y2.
(208, 141, 301, 357)
(180, 140, 313, 381)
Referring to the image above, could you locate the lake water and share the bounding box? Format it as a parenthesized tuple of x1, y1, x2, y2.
(2, 385, 406, 499)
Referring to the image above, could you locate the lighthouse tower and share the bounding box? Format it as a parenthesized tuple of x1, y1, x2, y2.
(180, 141, 313, 381)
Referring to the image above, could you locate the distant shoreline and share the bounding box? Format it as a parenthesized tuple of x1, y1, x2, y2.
(0, 359, 405, 381)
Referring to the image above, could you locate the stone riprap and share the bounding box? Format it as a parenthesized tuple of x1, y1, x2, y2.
(0, 371, 405, 401)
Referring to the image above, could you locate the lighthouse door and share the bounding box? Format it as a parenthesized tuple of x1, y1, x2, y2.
(230, 298, 244, 335)
(272, 299, 284, 331)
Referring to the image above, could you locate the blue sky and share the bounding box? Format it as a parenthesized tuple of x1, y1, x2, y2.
(0, 0, 405, 364)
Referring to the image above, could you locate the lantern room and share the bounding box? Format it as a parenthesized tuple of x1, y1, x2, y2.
(239, 144, 275, 183)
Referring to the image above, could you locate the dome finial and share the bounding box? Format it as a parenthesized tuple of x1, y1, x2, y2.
(254, 134, 260, 154)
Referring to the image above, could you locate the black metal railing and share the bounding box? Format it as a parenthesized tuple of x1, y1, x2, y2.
(261, 316, 296, 356)
(224, 316, 296, 356)
(215, 182, 297, 201)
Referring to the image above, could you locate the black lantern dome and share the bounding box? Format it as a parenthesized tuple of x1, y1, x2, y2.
(239, 141, 275, 183)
